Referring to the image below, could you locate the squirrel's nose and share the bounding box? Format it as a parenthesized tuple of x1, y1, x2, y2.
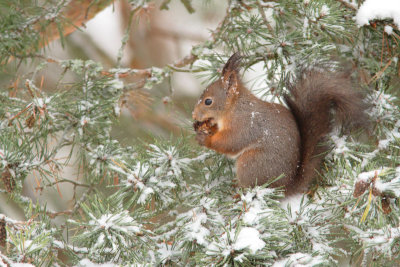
(192, 108, 200, 120)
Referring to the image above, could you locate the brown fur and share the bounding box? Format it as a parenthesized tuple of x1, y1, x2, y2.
(192, 53, 367, 195)
(283, 71, 367, 195)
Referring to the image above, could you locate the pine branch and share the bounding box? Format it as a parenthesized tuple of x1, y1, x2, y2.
(1, 0, 400, 265)
(336, 0, 357, 11)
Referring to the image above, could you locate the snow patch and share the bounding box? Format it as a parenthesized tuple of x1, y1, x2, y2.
(385, 25, 393, 34)
(320, 5, 330, 17)
(157, 243, 180, 264)
(184, 211, 210, 246)
(280, 193, 304, 218)
(89, 211, 141, 234)
(356, 0, 400, 28)
(138, 187, 154, 204)
(233, 227, 265, 253)
(272, 252, 328, 267)
(357, 169, 383, 183)
(76, 259, 116, 267)
(331, 134, 350, 154)
(374, 176, 400, 197)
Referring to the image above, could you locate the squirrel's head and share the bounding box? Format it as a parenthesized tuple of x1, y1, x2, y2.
(192, 53, 242, 125)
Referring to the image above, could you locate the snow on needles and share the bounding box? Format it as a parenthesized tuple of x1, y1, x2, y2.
(70, 210, 144, 253)
(183, 211, 210, 246)
(272, 252, 328, 267)
(76, 259, 115, 267)
(90, 212, 141, 234)
(356, 0, 400, 28)
(233, 227, 266, 253)
(207, 227, 265, 258)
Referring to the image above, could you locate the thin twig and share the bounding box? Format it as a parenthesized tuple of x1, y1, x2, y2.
(368, 56, 396, 84)
(257, 1, 275, 36)
(336, 0, 357, 11)
(8, 103, 32, 125)
(72, 187, 94, 214)
(37, 178, 90, 190)
(46, 210, 72, 219)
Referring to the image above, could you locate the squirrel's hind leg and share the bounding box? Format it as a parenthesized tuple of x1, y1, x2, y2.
(236, 147, 294, 189)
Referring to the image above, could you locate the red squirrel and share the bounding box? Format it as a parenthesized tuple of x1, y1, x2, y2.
(192, 53, 367, 195)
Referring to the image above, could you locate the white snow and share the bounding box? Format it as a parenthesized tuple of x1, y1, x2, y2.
(240, 188, 277, 226)
(385, 25, 393, 34)
(113, 103, 120, 117)
(80, 116, 90, 126)
(331, 134, 350, 155)
(93, 233, 105, 250)
(95, 215, 113, 230)
(272, 252, 328, 267)
(89, 211, 141, 234)
(76, 259, 115, 267)
(138, 187, 154, 204)
(0, 250, 35, 267)
(303, 17, 310, 38)
(280, 193, 304, 219)
(78, 100, 93, 112)
(320, 5, 330, 17)
(234, 253, 246, 263)
(149, 145, 190, 176)
(345, 224, 400, 258)
(15, 238, 43, 255)
(205, 226, 266, 259)
(378, 139, 391, 150)
(124, 162, 150, 192)
(356, 169, 383, 183)
(33, 97, 51, 108)
(157, 243, 180, 264)
(243, 201, 263, 225)
(184, 211, 210, 246)
(233, 227, 265, 253)
(199, 196, 216, 211)
(356, 0, 400, 28)
(107, 78, 124, 91)
(374, 176, 400, 197)
(242, 190, 275, 225)
(0, 214, 22, 225)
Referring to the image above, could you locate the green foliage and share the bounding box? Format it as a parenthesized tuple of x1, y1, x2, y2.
(68, 195, 152, 263)
(1, 0, 400, 266)
(0, 0, 67, 65)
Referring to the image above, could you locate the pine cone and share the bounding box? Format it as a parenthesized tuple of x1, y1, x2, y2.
(193, 119, 218, 135)
(381, 196, 392, 214)
(0, 218, 6, 247)
(1, 167, 15, 193)
(371, 185, 382, 197)
(353, 180, 369, 198)
(25, 114, 35, 128)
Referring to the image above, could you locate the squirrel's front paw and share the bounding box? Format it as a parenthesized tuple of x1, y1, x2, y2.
(195, 132, 209, 146)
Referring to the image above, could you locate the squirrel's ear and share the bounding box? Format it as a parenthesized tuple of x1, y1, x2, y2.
(221, 53, 242, 95)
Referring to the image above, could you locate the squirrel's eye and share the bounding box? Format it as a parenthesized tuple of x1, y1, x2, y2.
(205, 98, 212, 105)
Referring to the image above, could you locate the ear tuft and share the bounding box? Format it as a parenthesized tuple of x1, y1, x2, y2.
(221, 53, 242, 96)
(222, 52, 242, 76)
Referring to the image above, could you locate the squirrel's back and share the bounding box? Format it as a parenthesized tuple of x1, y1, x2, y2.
(284, 70, 367, 195)
(192, 53, 368, 195)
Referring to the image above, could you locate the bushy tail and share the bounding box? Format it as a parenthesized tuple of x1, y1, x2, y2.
(284, 70, 367, 195)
